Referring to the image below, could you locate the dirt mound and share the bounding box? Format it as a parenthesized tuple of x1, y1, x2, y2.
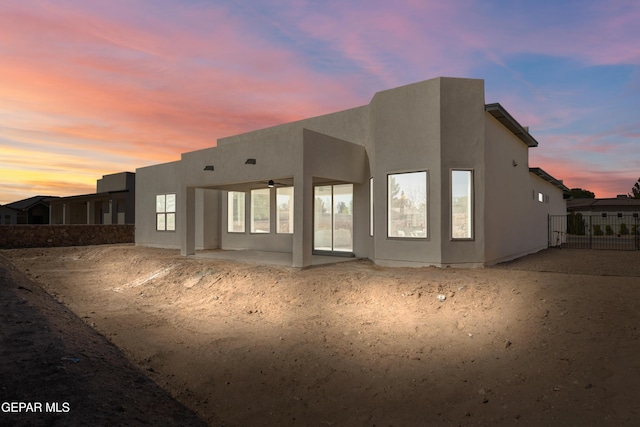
(2, 245, 640, 425)
(0, 250, 208, 426)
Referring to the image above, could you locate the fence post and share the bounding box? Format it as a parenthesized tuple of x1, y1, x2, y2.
(588, 215, 592, 249)
(633, 216, 640, 250)
(547, 214, 550, 248)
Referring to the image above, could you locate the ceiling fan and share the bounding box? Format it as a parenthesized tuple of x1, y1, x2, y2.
(259, 180, 288, 188)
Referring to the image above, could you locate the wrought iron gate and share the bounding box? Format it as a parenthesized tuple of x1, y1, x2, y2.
(549, 214, 640, 250)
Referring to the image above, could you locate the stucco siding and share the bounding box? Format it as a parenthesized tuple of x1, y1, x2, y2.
(217, 106, 370, 150)
(304, 130, 370, 259)
(196, 188, 221, 250)
(484, 113, 534, 263)
(439, 77, 486, 266)
(484, 115, 566, 264)
(135, 161, 181, 248)
(370, 77, 488, 267)
(529, 175, 567, 250)
(370, 78, 443, 266)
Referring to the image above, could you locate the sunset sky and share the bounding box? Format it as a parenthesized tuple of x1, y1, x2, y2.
(1, 0, 639, 204)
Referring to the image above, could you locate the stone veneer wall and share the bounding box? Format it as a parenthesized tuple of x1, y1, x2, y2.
(0, 225, 135, 249)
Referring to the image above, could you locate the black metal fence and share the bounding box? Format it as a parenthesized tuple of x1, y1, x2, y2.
(549, 214, 640, 250)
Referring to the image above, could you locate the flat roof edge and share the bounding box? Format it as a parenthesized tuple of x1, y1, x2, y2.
(529, 167, 569, 192)
(485, 103, 538, 147)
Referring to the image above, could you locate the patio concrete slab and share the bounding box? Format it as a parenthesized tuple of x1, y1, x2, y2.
(192, 250, 358, 267)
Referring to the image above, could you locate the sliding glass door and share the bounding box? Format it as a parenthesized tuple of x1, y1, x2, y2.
(314, 184, 353, 252)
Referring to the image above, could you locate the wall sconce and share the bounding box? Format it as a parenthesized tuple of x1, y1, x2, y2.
(245, 158, 256, 165)
(512, 159, 518, 167)
(203, 165, 214, 171)
(268, 180, 274, 188)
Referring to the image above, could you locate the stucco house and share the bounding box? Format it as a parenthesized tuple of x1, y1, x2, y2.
(4, 195, 57, 224)
(136, 77, 568, 268)
(49, 172, 136, 225)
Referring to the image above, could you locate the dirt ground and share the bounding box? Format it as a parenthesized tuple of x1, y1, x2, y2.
(1, 245, 639, 426)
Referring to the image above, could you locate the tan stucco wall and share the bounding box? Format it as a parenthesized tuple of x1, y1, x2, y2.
(370, 77, 487, 267)
(370, 78, 443, 266)
(484, 113, 532, 263)
(196, 188, 221, 250)
(484, 115, 566, 264)
(528, 174, 567, 252)
(97, 172, 134, 193)
(135, 161, 181, 248)
(218, 106, 370, 150)
(438, 78, 486, 267)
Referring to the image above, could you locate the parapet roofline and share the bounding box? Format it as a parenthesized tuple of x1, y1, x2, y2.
(485, 103, 538, 148)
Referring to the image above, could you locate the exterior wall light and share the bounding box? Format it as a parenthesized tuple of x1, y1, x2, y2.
(268, 180, 275, 188)
(203, 165, 214, 171)
(245, 158, 256, 165)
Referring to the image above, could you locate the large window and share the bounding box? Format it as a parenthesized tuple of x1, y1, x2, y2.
(251, 188, 270, 233)
(451, 170, 473, 239)
(156, 194, 176, 231)
(276, 187, 294, 234)
(227, 191, 245, 233)
(388, 172, 427, 238)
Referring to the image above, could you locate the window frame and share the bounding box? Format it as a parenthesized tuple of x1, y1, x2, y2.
(276, 187, 294, 234)
(250, 188, 271, 234)
(450, 169, 474, 240)
(227, 191, 246, 233)
(156, 193, 176, 232)
(387, 170, 428, 239)
(313, 183, 354, 253)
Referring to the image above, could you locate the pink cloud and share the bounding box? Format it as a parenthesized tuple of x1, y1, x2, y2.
(1, 0, 638, 204)
(282, 1, 483, 87)
(0, 1, 373, 203)
(478, 1, 640, 66)
(0, 4, 362, 142)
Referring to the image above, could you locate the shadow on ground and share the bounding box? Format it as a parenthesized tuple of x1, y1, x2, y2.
(0, 255, 209, 427)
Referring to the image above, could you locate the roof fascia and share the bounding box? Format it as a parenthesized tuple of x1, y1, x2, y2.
(529, 167, 569, 193)
(485, 103, 538, 148)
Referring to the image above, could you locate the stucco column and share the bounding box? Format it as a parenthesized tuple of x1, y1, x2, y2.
(103, 200, 112, 224)
(292, 174, 312, 268)
(86, 201, 94, 224)
(111, 198, 119, 225)
(181, 186, 196, 256)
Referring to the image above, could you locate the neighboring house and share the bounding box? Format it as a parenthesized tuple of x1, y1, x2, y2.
(567, 195, 640, 215)
(0, 205, 18, 225)
(49, 172, 136, 225)
(5, 195, 58, 224)
(136, 77, 568, 268)
(567, 195, 640, 236)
